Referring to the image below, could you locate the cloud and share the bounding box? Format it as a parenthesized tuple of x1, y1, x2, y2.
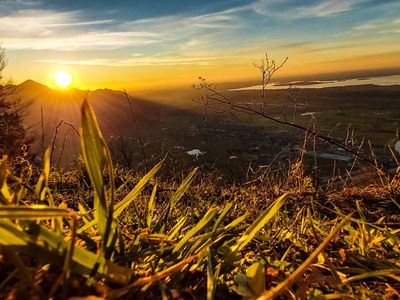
(252, 0, 365, 19)
(35, 54, 231, 67)
(340, 18, 400, 37)
(251, 0, 286, 16)
(292, 0, 357, 18)
(123, 8, 243, 40)
(6, 32, 159, 51)
(0, 9, 114, 37)
(0, 7, 242, 52)
(0, 9, 160, 50)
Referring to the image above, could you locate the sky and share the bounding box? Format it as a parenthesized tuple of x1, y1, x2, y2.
(0, 0, 399, 90)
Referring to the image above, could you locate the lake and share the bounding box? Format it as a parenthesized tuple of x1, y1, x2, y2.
(230, 74, 400, 91)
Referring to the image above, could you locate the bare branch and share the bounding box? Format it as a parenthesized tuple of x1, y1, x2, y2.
(196, 78, 389, 175)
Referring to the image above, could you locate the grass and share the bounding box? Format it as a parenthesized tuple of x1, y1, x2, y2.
(0, 100, 399, 299)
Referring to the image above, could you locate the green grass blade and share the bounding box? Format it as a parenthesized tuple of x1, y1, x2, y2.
(43, 147, 51, 184)
(247, 262, 265, 297)
(212, 202, 233, 233)
(230, 192, 288, 254)
(113, 160, 163, 218)
(78, 203, 93, 224)
(147, 184, 157, 228)
(170, 167, 198, 209)
(168, 216, 187, 240)
(0, 219, 29, 246)
(207, 249, 216, 300)
(0, 206, 75, 219)
(173, 207, 218, 253)
(77, 161, 163, 234)
(0, 157, 7, 189)
(80, 99, 115, 249)
(1, 219, 131, 284)
(223, 214, 248, 231)
(0, 157, 11, 201)
(80, 100, 108, 234)
(34, 174, 44, 200)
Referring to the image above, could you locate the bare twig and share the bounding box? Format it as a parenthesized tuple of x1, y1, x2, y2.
(253, 54, 288, 114)
(40, 106, 45, 156)
(123, 90, 148, 170)
(50, 120, 64, 166)
(195, 79, 390, 175)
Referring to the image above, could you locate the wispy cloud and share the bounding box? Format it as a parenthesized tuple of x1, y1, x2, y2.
(341, 18, 400, 37)
(123, 8, 243, 41)
(0, 7, 242, 52)
(291, 0, 359, 18)
(35, 54, 232, 67)
(7, 32, 159, 51)
(252, 0, 365, 19)
(0, 9, 160, 50)
(250, 0, 286, 16)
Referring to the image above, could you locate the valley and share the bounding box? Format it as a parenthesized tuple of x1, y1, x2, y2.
(11, 79, 400, 182)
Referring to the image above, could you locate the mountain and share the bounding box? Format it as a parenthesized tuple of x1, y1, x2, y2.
(9, 80, 290, 177)
(13, 79, 398, 178)
(10, 80, 197, 167)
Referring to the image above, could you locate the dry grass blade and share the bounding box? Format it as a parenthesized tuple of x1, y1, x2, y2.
(257, 213, 353, 300)
(323, 294, 358, 300)
(113, 251, 203, 298)
(342, 269, 400, 284)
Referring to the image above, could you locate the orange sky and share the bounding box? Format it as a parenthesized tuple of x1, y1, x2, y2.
(1, 0, 400, 90)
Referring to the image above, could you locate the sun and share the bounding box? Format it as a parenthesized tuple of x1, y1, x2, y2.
(54, 70, 72, 88)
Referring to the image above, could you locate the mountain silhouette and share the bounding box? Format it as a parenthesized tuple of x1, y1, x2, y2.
(10, 80, 188, 166)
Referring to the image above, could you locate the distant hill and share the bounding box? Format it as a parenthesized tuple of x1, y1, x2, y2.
(8, 80, 293, 177)
(9, 80, 399, 178)
(9, 80, 194, 166)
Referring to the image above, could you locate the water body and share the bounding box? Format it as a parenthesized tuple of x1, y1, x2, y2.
(231, 74, 400, 91)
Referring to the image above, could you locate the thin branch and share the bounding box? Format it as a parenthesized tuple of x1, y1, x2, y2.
(122, 90, 148, 170)
(196, 80, 390, 175)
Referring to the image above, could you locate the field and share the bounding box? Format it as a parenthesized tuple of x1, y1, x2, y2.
(1, 97, 399, 299)
(133, 83, 400, 181)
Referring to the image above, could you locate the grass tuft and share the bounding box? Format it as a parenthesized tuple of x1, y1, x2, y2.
(0, 100, 399, 299)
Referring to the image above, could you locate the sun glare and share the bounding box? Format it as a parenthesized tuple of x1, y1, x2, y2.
(54, 70, 72, 88)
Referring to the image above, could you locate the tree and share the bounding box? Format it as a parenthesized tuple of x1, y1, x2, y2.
(0, 47, 31, 158)
(253, 53, 288, 114)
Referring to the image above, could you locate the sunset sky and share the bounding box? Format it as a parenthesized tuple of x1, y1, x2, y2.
(1, 0, 399, 90)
